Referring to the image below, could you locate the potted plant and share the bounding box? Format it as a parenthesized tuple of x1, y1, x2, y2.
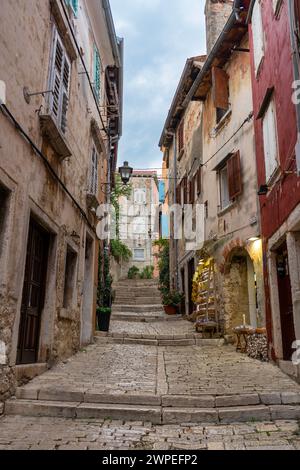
(97, 306, 112, 332)
(162, 291, 185, 315)
(128, 266, 140, 279)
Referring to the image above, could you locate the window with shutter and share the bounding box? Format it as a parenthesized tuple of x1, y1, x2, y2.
(65, 0, 78, 16)
(227, 151, 242, 200)
(176, 185, 181, 205)
(93, 45, 101, 101)
(134, 189, 147, 204)
(252, 0, 264, 75)
(189, 178, 195, 205)
(218, 151, 242, 211)
(49, 28, 71, 134)
(212, 67, 229, 112)
(177, 120, 184, 155)
(89, 145, 99, 195)
(197, 167, 202, 195)
(182, 177, 188, 205)
(262, 98, 279, 181)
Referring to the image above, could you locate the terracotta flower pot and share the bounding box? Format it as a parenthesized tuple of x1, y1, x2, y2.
(163, 305, 177, 315)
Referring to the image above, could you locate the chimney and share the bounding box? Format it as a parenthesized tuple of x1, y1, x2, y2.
(205, 1, 234, 55)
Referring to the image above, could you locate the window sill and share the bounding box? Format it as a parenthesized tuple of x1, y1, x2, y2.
(214, 109, 232, 135)
(40, 114, 72, 160)
(217, 201, 236, 217)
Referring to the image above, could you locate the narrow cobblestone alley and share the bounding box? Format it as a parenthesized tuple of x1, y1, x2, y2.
(1, 281, 300, 450)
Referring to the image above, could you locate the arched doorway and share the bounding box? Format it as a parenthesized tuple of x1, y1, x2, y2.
(223, 248, 258, 333)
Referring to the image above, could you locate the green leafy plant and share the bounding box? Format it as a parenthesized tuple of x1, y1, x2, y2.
(153, 239, 170, 294)
(140, 265, 154, 279)
(111, 174, 132, 239)
(111, 239, 132, 263)
(96, 307, 112, 315)
(128, 266, 140, 279)
(162, 290, 185, 307)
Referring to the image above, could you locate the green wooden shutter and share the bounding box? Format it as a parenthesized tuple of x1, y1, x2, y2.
(65, 0, 78, 16)
(93, 45, 101, 101)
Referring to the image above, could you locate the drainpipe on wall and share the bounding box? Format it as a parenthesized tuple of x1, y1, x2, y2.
(288, 0, 300, 175)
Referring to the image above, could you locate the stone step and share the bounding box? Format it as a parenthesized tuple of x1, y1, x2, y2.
(95, 336, 198, 347)
(95, 334, 225, 347)
(14, 388, 300, 409)
(114, 282, 159, 288)
(4, 399, 162, 424)
(112, 304, 163, 313)
(110, 313, 181, 322)
(115, 287, 160, 293)
(114, 297, 161, 305)
(6, 396, 300, 425)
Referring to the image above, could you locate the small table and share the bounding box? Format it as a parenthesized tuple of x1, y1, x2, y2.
(234, 327, 255, 353)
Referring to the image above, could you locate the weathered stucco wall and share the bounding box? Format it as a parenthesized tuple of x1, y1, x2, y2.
(0, 0, 117, 403)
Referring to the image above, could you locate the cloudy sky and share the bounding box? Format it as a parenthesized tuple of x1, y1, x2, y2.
(110, 0, 206, 171)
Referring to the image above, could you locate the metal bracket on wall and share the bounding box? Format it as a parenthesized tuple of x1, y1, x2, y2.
(23, 87, 53, 104)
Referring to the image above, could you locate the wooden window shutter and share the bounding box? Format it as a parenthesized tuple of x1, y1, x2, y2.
(227, 151, 242, 200)
(178, 120, 184, 154)
(89, 145, 99, 195)
(212, 67, 229, 110)
(197, 167, 202, 195)
(50, 29, 71, 134)
(189, 178, 194, 204)
(93, 45, 101, 101)
(176, 185, 181, 205)
(182, 177, 188, 205)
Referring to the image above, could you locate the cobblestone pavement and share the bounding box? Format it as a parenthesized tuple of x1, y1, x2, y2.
(20, 341, 300, 396)
(2, 318, 300, 450)
(0, 416, 300, 450)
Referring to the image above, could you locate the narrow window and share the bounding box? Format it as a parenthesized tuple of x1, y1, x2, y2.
(252, 0, 264, 75)
(89, 144, 99, 195)
(212, 66, 229, 123)
(218, 151, 242, 211)
(219, 165, 230, 211)
(133, 248, 145, 261)
(93, 45, 101, 101)
(49, 28, 71, 134)
(134, 189, 147, 204)
(63, 247, 77, 309)
(177, 120, 184, 155)
(65, 0, 78, 16)
(197, 167, 202, 195)
(262, 98, 279, 181)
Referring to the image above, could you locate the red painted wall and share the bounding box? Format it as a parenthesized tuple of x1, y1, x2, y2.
(249, 1, 299, 242)
(248, 1, 300, 355)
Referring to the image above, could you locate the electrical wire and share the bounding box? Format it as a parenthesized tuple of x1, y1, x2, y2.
(0, 103, 95, 233)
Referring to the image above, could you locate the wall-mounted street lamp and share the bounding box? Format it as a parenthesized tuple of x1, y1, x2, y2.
(119, 161, 133, 185)
(99, 161, 133, 194)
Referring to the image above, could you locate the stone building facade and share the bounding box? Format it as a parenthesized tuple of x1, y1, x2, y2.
(160, 0, 265, 334)
(0, 0, 123, 403)
(248, 0, 300, 380)
(116, 171, 159, 279)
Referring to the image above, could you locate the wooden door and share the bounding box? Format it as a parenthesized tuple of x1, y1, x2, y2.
(17, 219, 49, 364)
(277, 243, 296, 361)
